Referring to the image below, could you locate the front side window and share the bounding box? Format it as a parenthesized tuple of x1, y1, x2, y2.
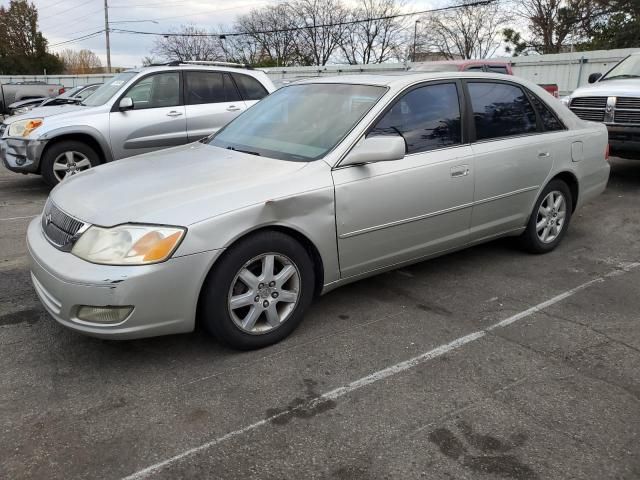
(125, 72, 180, 110)
(209, 83, 386, 162)
(185, 72, 240, 105)
(370, 83, 462, 154)
(468, 82, 537, 140)
(232, 73, 269, 101)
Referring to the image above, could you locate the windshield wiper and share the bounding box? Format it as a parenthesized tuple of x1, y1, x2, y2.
(601, 74, 640, 81)
(226, 145, 261, 156)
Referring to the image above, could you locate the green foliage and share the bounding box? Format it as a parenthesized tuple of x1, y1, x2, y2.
(0, 0, 63, 74)
(502, 28, 529, 56)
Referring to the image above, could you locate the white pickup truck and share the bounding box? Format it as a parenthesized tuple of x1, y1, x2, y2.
(565, 52, 640, 160)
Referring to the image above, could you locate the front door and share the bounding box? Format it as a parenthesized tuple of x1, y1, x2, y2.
(109, 71, 187, 160)
(333, 82, 475, 279)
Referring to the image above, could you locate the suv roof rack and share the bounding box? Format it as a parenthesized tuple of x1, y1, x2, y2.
(146, 60, 254, 70)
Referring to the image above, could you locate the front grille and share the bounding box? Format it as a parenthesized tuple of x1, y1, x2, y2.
(614, 111, 640, 125)
(41, 200, 85, 250)
(570, 107, 605, 122)
(616, 97, 640, 109)
(570, 97, 607, 109)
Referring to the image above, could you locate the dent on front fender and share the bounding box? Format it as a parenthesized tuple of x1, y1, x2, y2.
(175, 186, 340, 287)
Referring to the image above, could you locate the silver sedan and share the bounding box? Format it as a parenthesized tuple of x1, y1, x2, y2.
(27, 72, 610, 349)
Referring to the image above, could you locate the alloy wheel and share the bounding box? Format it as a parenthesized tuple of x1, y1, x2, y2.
(536, 190, 567, 244)
(52, 151, 92, 182)
(227, 253, 301, 334)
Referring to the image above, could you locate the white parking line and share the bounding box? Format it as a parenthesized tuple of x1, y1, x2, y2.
(121, 263, 639, 480)
(0, 215, 37, 222)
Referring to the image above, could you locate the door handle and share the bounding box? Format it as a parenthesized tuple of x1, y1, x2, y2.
(226, 105, 242, 112)
(166, 110, 183, 117)
(450, 165, 470, 178)
(538, 152, 550, 158)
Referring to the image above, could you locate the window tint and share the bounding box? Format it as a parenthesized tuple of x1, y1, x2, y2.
(232, 73, 268, 100)
(468, 82, 537, 140)
(370, 83, 462, 154)
(185, 72, 240, 105)
(487, 65, 509, 74)
(126, 72, 180, 110)
(529, 93, 564, 131)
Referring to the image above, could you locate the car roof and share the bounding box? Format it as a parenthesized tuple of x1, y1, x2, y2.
(293, 71, 522, 88)
(125, 65, 268, 76)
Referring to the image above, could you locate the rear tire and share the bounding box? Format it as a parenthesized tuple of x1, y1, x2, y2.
(41, 140, 100, 187)
(520, 179, 573, 254)
(199, 231, 315, 350)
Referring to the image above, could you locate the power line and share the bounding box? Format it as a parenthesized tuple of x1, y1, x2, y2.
(110, 0, 497, 38)
(110, 1, 272, 23)
(49, 30, 105, 48)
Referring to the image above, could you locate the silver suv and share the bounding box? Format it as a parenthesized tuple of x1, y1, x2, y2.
(0, 63, 275, 186)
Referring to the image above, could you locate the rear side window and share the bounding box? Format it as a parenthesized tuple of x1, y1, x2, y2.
(232, 73, 269, 101)
(370, 83, 462, 154)
(468, 82, 537, 140)
(529, 93, 564, 131)
(487, 65, 509, 74)
(465, 65, 484, 72)
(184, 72, 240, 105)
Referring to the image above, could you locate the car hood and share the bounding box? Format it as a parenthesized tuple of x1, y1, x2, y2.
(3, 104, 97, 124)
(50, 142, 314, 227)
(571, 79, 640, 98)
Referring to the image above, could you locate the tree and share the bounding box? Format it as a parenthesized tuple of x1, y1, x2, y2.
(0, 0, 63, 74)
(582, 0, 640, 49)
(289, 0, 349, 65)
(151, 24, 225, 62)
(339, 0, 407, 64)
(419, 0, 508, 59)
(59, 49, 102, 74)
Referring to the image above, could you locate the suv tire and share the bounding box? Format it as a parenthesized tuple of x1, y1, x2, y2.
(41, 140, 100, 187)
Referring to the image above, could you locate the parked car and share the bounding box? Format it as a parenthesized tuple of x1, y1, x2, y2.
(411, 60, 560, 97)
(8, 84, 102, 116)
(27, 72, 609, 349)
(564, 52, 640, 159)
(0, 63, 275, 186)
(0, 81, 65, 115)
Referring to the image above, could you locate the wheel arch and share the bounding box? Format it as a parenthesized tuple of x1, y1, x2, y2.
(39, 129, 113, 173)
(550, 171, 579, 212)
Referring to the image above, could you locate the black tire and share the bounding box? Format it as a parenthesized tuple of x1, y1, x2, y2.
(199, 231, 315, 350)
(520, 179, 573, 254)
(41, 140, 101, 187)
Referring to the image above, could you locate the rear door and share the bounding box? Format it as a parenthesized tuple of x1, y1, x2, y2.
(109, 71, 187, 159)
(184, 71, 246, 141)
(465, 81, 557, 240)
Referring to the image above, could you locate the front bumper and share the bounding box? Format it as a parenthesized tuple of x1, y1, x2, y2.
(0, 136, 48, 173)
(607, 125, 640, 159)
(27, 217, 221, 339)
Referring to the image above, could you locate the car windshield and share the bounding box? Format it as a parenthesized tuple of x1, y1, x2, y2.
(209, 83, 387, 162)
(600, 55, 640, 81)
(81, 72, 137, 106)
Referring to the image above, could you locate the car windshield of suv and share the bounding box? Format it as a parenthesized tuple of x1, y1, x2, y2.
(600, 55, 640, 81)
(209, 83, 387, 162)
(81, 72, 137, 106)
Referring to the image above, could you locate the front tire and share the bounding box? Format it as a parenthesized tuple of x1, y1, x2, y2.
(520, 179, 573, 254)
(41, 140, 100, 187)
(199, 231, 315, 350)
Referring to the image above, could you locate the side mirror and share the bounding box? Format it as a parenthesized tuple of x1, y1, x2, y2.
(341, 135, 406, 167)
(119, 97, 134, 111)
(588, 73, 602, 84)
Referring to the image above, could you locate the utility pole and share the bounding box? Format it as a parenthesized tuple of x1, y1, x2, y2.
(104, 0, 111, 73)
(412, 20, 420, 63)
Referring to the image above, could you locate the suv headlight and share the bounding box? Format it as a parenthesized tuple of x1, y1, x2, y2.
(8, 118, 43, 137)
(71, 224, 186, 265)
(560, 96, 571, 106)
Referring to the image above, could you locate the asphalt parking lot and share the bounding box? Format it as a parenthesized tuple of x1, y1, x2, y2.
(1, 160, 639, 480)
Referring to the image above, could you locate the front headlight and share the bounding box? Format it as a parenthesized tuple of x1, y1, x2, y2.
(13, 106, 34, 115)
(8, 118, 44, 137)
(561, 96, 571, 106)
(71, 224, 186, 265)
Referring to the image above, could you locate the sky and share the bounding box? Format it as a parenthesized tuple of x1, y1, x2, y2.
(23, 0, 439, 68)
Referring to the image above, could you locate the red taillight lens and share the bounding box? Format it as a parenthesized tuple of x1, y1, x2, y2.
(58, 88, 66, 95)
(605, 144, 610, 162)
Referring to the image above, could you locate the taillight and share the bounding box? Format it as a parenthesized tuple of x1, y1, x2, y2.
(58, 88, 66, 95)
(605, 144, 610, 162)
